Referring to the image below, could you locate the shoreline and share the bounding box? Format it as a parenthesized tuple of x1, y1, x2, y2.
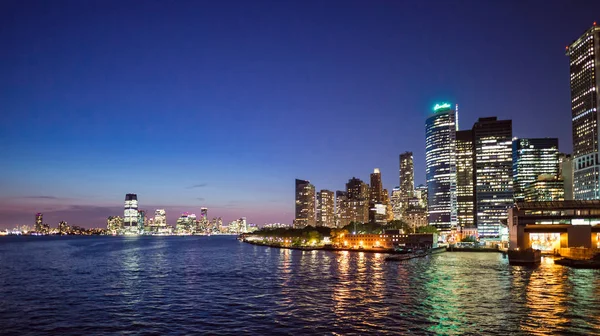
(243, 239, 449, 255)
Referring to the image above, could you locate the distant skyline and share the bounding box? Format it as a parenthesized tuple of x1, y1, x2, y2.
(1, 1, 599, 228)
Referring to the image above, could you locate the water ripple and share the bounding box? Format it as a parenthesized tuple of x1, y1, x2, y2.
(0, 236, 599, 335)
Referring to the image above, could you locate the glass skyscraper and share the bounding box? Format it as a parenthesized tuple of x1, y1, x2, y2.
(425, 103, 457, 234)
(512, 138, 560, 202)
(456, 130, 474, 230)
(566, 23, 600, 200)
(123, 194, 138, 234)
(473, 117, 513, 238)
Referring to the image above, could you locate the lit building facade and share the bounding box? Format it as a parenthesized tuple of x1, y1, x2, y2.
(473, 117, 513, 238)
(415, 184, 428, 208)
(523, 177, 565, 202)
(335, 191, 350, 227)
(512, 138, 559, 202)
(425, 103, 457, 234)
(107, 216, 123, 234)
(566, 24, 600, 200)
(176, 213, 194, 234)
(123, 194, 138, 234)
(391, 187, 403, 220)
(346, 177, 370, 224)
(456, 130, 474, 230)
(559, 153, 574, 200)
(294, 179, 316, 228)
(369, 168, 385, 224)
(137, 209, 146, 232)
(509, 201, 600, 257)
(154, 209, 167, 227)
(58, 221, 69, 235)
(404, 206, 428, 232)
(35, 213, 43, 232)
(399, 152, 414, 198)
(317, 190, 335, 227)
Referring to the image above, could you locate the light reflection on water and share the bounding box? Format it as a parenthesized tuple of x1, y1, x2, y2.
(0, 236, 599, 335)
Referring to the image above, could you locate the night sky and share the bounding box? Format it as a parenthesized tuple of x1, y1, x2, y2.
(1, 1, 599, 229)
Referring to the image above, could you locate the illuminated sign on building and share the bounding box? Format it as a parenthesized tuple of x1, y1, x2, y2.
(433, 103, 451, 111)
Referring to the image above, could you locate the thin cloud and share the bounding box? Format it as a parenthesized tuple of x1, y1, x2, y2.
(186, 183, 208, 189)
(196, 197, 206, 201)
(21, 196, 60, 199)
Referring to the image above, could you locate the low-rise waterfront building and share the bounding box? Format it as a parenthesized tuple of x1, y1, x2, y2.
(341, 232, 438, 250)
(508, 201, 600, 259)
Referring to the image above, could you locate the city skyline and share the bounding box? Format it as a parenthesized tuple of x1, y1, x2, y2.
(2, 1, 600, 228)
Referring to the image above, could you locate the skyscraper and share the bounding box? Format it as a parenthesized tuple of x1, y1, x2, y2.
(399, 152, 414, 199)
(456, 130, 474, 230)
(473, 117, 513, 238)
(137, 209, 146, 232)
(123, 194, 138, 234)
(154, 209, 167, 228)
(35, 213, 43, 232)
(294, 179, 316, 228)
(558, 153, 574, 200)
(369, 168, 386, 224)
(107, 216, 123, 234)
(425, 103, 457, 234)
(335, 191, 349, 227)
(369, 168, 384, 204)
(317, 190, 335, 227)
(512, 138, 559, 202)
(566, 23, 600, 200)
(346, 177, 370, 224)
(390, 187, 403, 220)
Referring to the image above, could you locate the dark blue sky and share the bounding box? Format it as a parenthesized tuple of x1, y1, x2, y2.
(1, 0, 598, 228)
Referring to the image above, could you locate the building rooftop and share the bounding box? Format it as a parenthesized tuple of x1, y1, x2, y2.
(514, 201, 600, 210)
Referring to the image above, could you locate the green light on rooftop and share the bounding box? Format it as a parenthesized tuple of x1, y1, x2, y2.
(433, 103, 451, 111)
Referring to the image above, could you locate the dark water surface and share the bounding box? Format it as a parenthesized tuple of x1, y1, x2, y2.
(1, 236, 599, 335)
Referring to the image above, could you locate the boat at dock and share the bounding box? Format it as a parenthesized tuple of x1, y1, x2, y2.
(554, 254, 600, 269)
(507, 249, 541, 265)
(385, 247, 445, 261)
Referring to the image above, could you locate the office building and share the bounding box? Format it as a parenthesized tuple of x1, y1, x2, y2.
(558, 153, 574, 200)
(107, 216, 123, 234)
(399, 152, 414, 198)
(317, 190, 335, 227)
(425, 103, 457, 234)
(370, 168, 384, 204)
(123, 194, 138, 234)
(415, 184, 428, 208)
(35, 213, 43, 232)
(390, 187, 403, 220)
(404, 206, 428, 232)
(509, 201, 600, 258)
(523, 176, 565, 202)
(346, 177, 370, 224)
(512, 138, 560, 202)
(58, 221, 69, 235)
(294, 179, 316, 228)
(137, 210, 146, 232)
(369, 168, 386, 224)
(566, 24, 600, 200)
(383, 189, 393, 222)
(154, 209, 167, 227)
(456, 130, 475, 230)
(473, 117, 513, 238)
(335, 191, 350, 227)
(176, 213, 194, 234)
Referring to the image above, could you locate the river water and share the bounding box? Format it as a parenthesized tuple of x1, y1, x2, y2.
(0, 235, 598, 335)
